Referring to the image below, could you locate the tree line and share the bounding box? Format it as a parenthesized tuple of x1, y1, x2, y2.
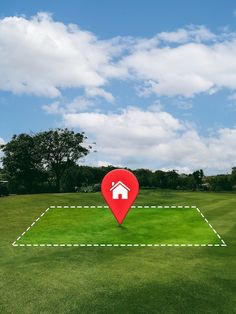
(0, 129, 236, 194)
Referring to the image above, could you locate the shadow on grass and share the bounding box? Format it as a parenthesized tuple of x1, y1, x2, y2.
(5, 276, 232, 314)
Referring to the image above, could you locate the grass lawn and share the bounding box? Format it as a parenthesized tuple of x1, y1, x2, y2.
(0, 190, 235, 313)
(14, 205, 223, 246)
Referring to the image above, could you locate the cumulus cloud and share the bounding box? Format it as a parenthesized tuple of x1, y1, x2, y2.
(1, 13, 236, 100)
(121, 38, 236, 97)
(0, 12, 120, 99)
(156, 25, 216, 43)
(43, 96, 95, 115)
(85, 87, 114, 102)
(43, 101, 64, 115)
(61, 107, 236, 173)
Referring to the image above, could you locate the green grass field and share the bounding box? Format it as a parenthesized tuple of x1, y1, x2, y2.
(14, 205, 223, 246)
(1, 190, 235, 313)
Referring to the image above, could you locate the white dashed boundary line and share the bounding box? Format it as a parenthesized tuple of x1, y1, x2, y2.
(12, 205, 227, 247)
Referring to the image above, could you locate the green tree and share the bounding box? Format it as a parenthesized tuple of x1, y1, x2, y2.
(193, 169, 204, 187)
(231, 167, 236, 187)
(35, 129, 90, 192)
(0, 134, 43, 193)
(133, 169, 154, 187)
(208, 175, 231, 191)
(180, 174, 196, 190)
(166, 170, 179, 189)
(153, 170, 166, 188)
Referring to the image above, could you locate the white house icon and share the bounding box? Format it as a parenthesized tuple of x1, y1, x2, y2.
(110, 181, 130, 199)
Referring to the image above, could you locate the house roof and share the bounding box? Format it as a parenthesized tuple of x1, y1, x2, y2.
(110, 181, 130, 191)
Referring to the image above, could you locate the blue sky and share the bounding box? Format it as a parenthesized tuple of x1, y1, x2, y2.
(0, 1, 236, 174)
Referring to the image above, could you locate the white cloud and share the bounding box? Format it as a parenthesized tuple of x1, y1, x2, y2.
(43, 101, 63, 115)
(2, 14, 236, 100)
(85, 87, 114, 102)
(157, 25, 216, 43)
(43, 96, 95, 115)
(61, 107, 236, 174)
(121, 37, 236, 97)
(0, 12, 119, 99)
(97, 160, 123, 168)
(66, 97, 94, 112)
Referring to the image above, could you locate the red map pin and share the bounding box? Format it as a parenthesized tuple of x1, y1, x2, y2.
(101, 169, 139, 224)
